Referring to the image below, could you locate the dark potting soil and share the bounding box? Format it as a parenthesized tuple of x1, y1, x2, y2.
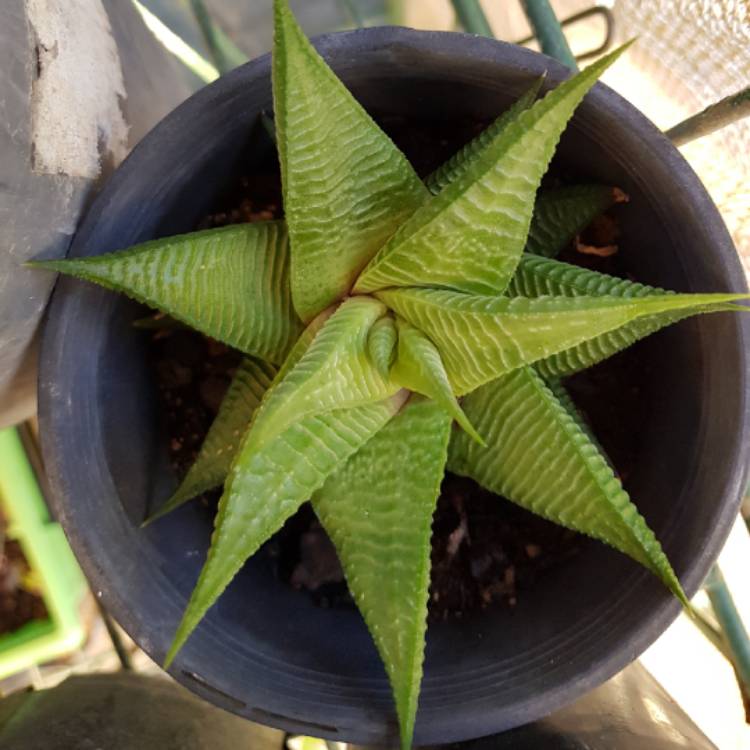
(0, 512, 49, 635)
(147, 112, 647, 621)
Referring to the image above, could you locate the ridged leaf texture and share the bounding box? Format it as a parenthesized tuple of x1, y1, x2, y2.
(525, 185, 621, 258)
(166, 392, 407, 666)
(448, 365, 687, 603)
(32, 222, 300, 363)
(146, 358, 277, 524)
(272, 0, 428, 321)
(544, 376, 604, 455)
(148, 309, 337, 527)
(378, 287, 746, 395)
(367, 315, 398, 377)
(248, 297, 401, 450)
(509, 255, 741, 376)
(354, 46, 628, 297)
(423, 78, 543, 194)
(391, 319, 483, 444)
(35, 10, 750, 746)
(313, 398, 451, 750)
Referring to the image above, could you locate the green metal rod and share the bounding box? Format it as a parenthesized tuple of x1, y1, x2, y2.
(520, 0, 578, 71)
(450, 0, 494, 38)
(666, 85, 750, 147)
(704, 566, 750, 696)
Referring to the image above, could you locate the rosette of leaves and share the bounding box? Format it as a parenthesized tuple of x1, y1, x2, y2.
(32, 2, 748, 747)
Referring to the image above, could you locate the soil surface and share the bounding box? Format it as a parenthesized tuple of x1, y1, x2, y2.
(148, 114, 646, 620)
(0, 512, 49, 635)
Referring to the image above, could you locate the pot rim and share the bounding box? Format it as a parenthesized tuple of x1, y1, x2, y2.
(38, 26, 750, 745)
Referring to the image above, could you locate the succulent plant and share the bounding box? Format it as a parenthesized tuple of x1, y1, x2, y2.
(33, 2, 748, 747)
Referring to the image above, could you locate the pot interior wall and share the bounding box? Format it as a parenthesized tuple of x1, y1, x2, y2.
(41, 30, 748, 746)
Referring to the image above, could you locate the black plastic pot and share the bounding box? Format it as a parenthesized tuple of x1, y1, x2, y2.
(38, 29, 750, 746)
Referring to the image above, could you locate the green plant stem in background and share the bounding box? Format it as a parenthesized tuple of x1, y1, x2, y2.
(520, 0, 578, 71)
(188, 0, 248, 74)
(450, 0, 494, 37)
(666, 85, 750, 147)
(704, 566, 750, 696)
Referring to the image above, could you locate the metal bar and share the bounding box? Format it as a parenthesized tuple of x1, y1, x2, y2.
(689, 606, 734, 664)
(666, 85, 750, 147)
(450, 0, 494, 38)
(515, 7, 615, 63)
(520, 0, 578, 71)
(95, 598, 133, 671)
(704, 566, 750, 696)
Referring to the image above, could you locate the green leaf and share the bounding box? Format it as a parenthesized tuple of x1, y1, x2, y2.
(166, 392, 407, 667)
(248, 296, 401, 451)
(508, 254, 662, 298)
(312, 398, 451, 750)
(391, 319, 484, 444)
(525, 185, 622, 258)
(145, 358, 277, 524)
(367, 315, 398, 377)
(448, 365, 687, 603)
(146, 310, 336, 526)
(272, 0, 428, 321)
(377, 286, 747, 395)
(508, 255, 734, 377)
(424, 78, 543, 195)
(31, 222, 300, 364)
(544, 375, 604, 455)
(355, 45, 629, 298)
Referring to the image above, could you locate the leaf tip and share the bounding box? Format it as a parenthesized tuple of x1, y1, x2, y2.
(454, 409, 486, 447)
(163, 643, 179, 671)
(24, 259, 64, 272)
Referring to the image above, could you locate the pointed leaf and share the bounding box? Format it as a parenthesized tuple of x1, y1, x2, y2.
(146, 358, 277, 523)
(272, 0, 428, 321)
(367, 315, 398, 377)
(543, 374, 609, 461)
(166, 392, 408, 666)
(248, 296, 400, 450)
(508, 255, 733, 377)
(392, 319, 483, 444)
(355, 45, 629, 297)
(377, 287, 747, 395)
(424, 78, 543, 195)
(448, 366, 686, 603)
(313, 398, 451, 750)
(148, 311, 335, 525)
(32, 222, 300, 363)
(509, 254, 662, 298)
(525, 185, 623, 258)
